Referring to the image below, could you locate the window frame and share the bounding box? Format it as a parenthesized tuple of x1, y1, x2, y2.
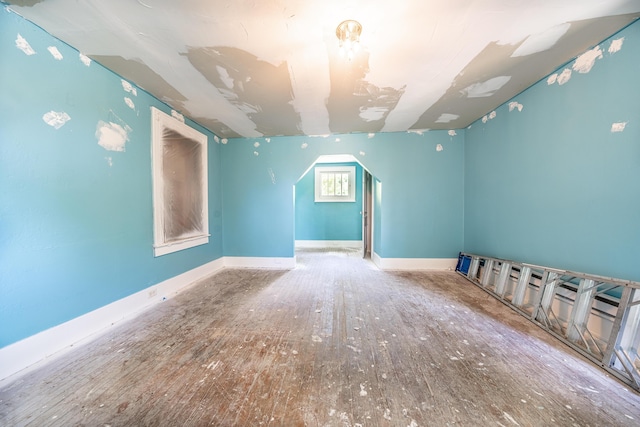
(314, 165, 356, 203)
(151, 107, 209, 257)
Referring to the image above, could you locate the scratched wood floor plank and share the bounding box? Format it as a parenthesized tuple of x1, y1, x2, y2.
(1, 248, 640, 426)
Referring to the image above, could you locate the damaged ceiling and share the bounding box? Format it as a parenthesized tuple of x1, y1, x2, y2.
(5, 0, 640, 138)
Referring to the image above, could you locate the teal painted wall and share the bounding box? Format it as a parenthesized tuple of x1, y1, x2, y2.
(0, 9, 223, 347)
(295, 162, 363, 241)
(464, 21, 640, 281)
(221, 132, 464, 259)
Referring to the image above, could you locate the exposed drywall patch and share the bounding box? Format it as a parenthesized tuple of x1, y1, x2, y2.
(461, 76, 511, 98)
(214, 135, 220, 143)
(185, 46, 301, 136)
(253, 141, 260, 148)
(265, 138, 271, 143)
(547, 74, 558, 85)
(121, 79, 137, 96)
(47, 46, 63, 60)
(78, 53, 91, 66)
(573, 46, 603, 74)
(335, 138, 341, 142)
(448, 130, 457, 137)
(557, 69, 572, 85)
(611, 122, 627, 133)
(489, 111, 497, 120)
(42, 111, 70, 129)
(124, 97, 135, 110)
(301, 142, 308, 149)
(171, 110, 184, 123)
(511, 23, 571, 57)
(221, 138, 228, 144)
(436, 113, 460, 124)
(253, 151, 259, 156)
(609, 38, 624, 54)
(508, 102, 524, 112)
(367, 133, 375, 139)
(267, 168, 276, 184)
(436, 144, 444, 152)
(359, 151, 366, 156)
(15, 34, 35, 55)
(96, 121, 129, 152)
(105, 157, 113, 167)
(482, 115, 488, 123)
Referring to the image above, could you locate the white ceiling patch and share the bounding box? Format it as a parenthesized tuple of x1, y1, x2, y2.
(96, 120, 130, 152)
(557, 69, 572, 85)
(47, 46, 63, 60)
(512, 23, 571, 57)
(407, 129, 428, 136)
(508, 102, 524, 112)
(121, 79, 137, 96)
(573, 46, 603, 74)
(79, 53, 91, 67)
(124, 97, 135, 110)
(462, 76, 511, 98)
(609, 38, 624, 54)
(171, 110, 184, 122)
(216, 66, 234, 90)
(42, 111, 71, 129)
(611, 122, 627, 133)
(448, 130, 457, 136)
(359, 106, 387, 122)
(436, 113, 460, 124)
(16, 34, 36, 56)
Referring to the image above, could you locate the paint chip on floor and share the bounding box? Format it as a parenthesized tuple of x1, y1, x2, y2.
(42, 111, 71, 129)
(311, 335, 322, 342)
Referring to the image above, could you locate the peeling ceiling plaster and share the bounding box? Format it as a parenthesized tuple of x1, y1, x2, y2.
(5, 0, 640, 138)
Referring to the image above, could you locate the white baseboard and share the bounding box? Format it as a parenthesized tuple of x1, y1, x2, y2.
(0, 257, 225, 384)
(295, 240, 363, 249)
(374, 256, 458, 271)
(223, 256, 296, 269)
(372, 251, 383, 269)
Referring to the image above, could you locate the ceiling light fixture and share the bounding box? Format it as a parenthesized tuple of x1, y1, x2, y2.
(336, 20, 362, 61)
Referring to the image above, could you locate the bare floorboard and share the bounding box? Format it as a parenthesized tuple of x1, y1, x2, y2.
(1, 248, 640, 426)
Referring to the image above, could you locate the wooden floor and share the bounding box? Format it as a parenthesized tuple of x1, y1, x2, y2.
(2, 248, 640, 426)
